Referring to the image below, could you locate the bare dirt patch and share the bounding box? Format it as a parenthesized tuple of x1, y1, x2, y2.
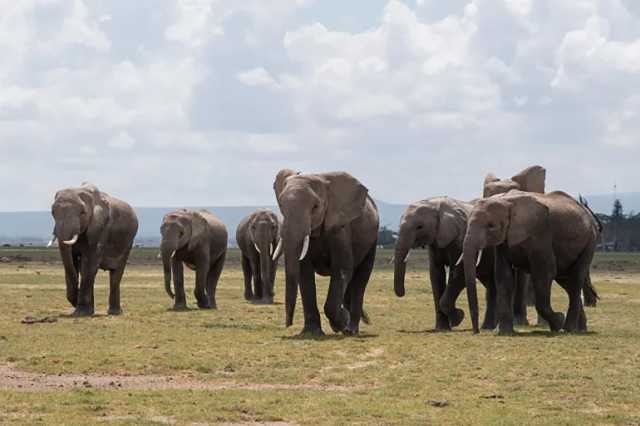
(0, 364, 364, 393)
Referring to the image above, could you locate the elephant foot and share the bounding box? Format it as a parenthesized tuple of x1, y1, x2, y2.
(244, 291, 254, 301)
(296, 327, 325, 338)
(448, 309, 465, 328)
(72, 306, 94, 317)
(342, 324, 359, 336)
(548, 312, 565, 332)
(328, 309, 350, 334)
(172, 303, 189, 311)
(481, 319, 497, 330)
(252, 297, 274, 305)
(496, 320, 515, 336)
(513, 314, 529, 327)
(107, 306, 122, 316)
(197, 299, 214, 309)
(434, 322, 451, 332)
(535, 315, 548, 327)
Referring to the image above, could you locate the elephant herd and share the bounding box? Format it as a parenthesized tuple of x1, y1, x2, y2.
(48, 165, 602, 336)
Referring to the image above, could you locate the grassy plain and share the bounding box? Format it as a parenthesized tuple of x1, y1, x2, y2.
(0, 247, 639, 425)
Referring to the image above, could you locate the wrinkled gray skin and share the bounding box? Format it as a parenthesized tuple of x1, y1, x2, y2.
(274, 169, 379, 336)
(160, 209, 227, 310)
(462, 191, 600, 335)
(483, 165, 547, 326)
(236, 209, 281, 304)
(483, 165, 598, 327)
(394, 197, 497, 331)
(51, 183, 138, 316)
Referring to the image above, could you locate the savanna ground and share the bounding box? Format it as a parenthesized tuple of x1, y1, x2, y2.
(1, 247, 640, 425)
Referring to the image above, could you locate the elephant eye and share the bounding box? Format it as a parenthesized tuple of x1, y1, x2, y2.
(488, 222, 496, 229)
(416, 225, 423, 230)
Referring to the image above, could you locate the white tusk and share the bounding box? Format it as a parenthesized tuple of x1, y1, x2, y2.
(170, 250, 176, 259)
(272, 238, 283, 261)
(389, 256, 395, 265)
(47, 236, 57, 247)
(299, 235, 310, 260)
(156, 252, 161, 259)
(62, 234, 79, 245)
(476, 249, 483, 266)
(455, 252, 464, 266)
(269, 243, 273, 255)
(254, 243, 261, 253)
(403, 251, 411, 263)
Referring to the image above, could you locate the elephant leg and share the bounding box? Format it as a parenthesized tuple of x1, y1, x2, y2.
(172, 260, 187, 310)
(241, 255, 254, 301)
(206, 253, 225, 310)
(107, 245, 131, 315)
(513, 270, 530, 326)
(440, 266, 465, 330)
(75, 253, 99, 316)
(344, 244, 375, 335)
(481, 278, 498, 330)
(325, 267, 353, 333)
(195, 262, 211, 309)
(494, 248, 516, 335)
(299, 259, 322, 336)
(430, 259, 452, 331)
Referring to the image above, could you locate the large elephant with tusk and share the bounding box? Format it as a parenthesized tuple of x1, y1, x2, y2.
(393, 197, 497, 331)
(274, 169, 379, 336)
(160, 209, 227, 310)
(50, 183, 138, 316)
(236, 209, 282, 304)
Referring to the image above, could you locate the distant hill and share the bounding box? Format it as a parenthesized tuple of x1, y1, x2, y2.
(0, 200, 407, 246)
(1, 194, 638, 245)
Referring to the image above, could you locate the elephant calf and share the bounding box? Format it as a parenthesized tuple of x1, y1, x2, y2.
(236, 209, 282, 304)
(50, 183, 138, 316)
(394, 197, 497, 331)
(160, 209, 227, 310)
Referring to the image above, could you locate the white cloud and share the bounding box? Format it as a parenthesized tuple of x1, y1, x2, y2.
(1, 0, 640, 212)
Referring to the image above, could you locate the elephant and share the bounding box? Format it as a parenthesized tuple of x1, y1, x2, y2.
(49, 183, 138, 316)
(482, 165, 547, 325)
(462, 190, 601, 335)
(393, 197, 497, 331)
(273, 169, 379, 336)
(483, 165, 598, 325)
(236, 209, 282, 304)
(160, 209, 227, 310)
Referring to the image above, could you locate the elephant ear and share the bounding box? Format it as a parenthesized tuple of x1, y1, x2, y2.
(322, 172, 368, 232)
(506, 195, 549, 247)
(511, 165, 546, 193)
(483, 173, 500, 197)
(188, 211, 209, 252)
(436, 200, 467, 248)
(79, 184, 110, 237)
(273, 169, 300, 206)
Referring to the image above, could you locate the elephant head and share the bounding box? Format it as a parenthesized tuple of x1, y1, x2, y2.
(160, 210, 209, 299)
(50, 183, 108, 246)
(483, 165, 546, 197)
(273, 169, 369, 326)
(248, 209, 281, 302)
(462, 192, 549, 332)
(394, 198, 467, 297)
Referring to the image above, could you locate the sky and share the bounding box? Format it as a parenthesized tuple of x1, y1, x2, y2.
(1, 0, 639, 211)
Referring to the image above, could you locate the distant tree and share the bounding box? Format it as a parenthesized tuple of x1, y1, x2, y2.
(378, 226, 397, 248)
(612, 199, 624, 251)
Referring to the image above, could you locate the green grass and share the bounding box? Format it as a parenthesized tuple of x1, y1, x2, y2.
(1, 249, 640, 424)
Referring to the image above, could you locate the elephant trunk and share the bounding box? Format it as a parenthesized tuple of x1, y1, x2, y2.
(393, 234, 413, 297)
(462, 238, 482, 334)
(283, 227, 307, 327)
(160, 242, 176, 299)
(258, 240, 273, 301)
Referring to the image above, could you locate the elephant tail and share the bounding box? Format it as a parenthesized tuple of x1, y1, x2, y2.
(583, 274, 599, 307)
(578, 194, 603, 233)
